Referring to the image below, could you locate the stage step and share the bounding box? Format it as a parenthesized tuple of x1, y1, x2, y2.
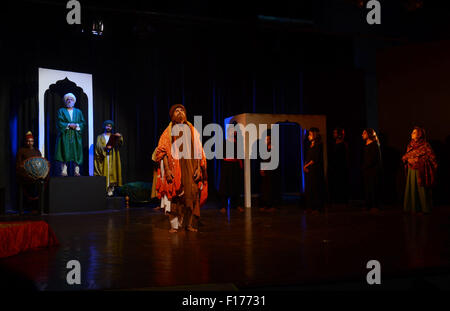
(48, 176, 106, 214)
(106, 196, 126, 210)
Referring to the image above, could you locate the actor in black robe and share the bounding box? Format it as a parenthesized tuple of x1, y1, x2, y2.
(362, 128, 382, 212)
(218, 131, 244, 213)
(303, 128, 326, 214)
(329, 128, 349, 204)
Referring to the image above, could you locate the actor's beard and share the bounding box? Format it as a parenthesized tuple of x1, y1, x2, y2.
(172, 114, 186, 124)
(65, 103, 75, 108)
(106, 128, 112, 133)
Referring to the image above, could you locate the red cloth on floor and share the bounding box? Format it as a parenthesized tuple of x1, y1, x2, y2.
(0, 221, 59, 258)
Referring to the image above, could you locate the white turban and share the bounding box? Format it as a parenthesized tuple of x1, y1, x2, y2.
(63, 93, 76, 103)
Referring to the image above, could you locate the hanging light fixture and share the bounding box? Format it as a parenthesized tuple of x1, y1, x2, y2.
(92, 20, 104, 36)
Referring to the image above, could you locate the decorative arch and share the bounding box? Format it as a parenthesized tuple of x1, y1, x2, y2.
(38, 68, 94, 176)
(44, 79, 89, 176)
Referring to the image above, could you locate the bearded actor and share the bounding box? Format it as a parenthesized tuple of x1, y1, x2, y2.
(54, 93, 86, 176)
(94, 120, 123, 196)
(153, 104, 208, 233)
(16, 131, 48, 214)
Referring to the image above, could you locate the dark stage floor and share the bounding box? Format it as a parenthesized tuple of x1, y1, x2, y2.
(1, 203, 450, 291)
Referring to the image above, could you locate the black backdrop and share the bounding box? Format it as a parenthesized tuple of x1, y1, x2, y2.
(0, 1, 370, 209)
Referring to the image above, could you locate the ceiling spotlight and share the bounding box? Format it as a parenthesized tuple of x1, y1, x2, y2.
(92, 20, 104, 36)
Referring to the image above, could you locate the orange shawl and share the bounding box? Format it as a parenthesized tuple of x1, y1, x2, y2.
(402, 140, 438, 188)
(154, 122, 208, 205)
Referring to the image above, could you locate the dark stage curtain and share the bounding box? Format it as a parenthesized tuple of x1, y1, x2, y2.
(2, 0, 450, 211)
(0, 18, 369, 210)
(1, 67, 40, 211)
(279, 124, 303, 195)
(0, 73, 8, 214)
(250, 123, 303, 199)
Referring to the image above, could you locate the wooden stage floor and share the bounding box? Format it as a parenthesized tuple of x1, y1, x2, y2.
(1, 203, 450, 291)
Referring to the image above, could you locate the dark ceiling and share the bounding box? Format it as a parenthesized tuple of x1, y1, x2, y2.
(2, 0, 450, 43)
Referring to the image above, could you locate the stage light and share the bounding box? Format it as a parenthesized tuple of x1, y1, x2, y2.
(92, 20, 104, 36)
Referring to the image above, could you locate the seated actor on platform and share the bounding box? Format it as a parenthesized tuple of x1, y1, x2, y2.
(94, 120, 123, 196)
(16, 131, 47, 213)
(154, 104, 208, 233)
(16, 131, 43, 170)
(54, 93, 86, 176)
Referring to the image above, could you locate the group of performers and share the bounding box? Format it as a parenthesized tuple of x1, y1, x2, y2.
(54, 92, 123, 196)
(15, 93, 439, 231)
(216, 124, 438, 220)
(15, 93, 125, 213)
(304, 126, 438, 216)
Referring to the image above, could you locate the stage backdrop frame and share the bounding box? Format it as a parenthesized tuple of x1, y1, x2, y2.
(38, 68, 94, 176)
(227, 113, 327, 208)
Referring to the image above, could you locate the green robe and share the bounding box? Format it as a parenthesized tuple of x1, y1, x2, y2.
(94, 134, 123, 188)
(54, 108, 85, 164)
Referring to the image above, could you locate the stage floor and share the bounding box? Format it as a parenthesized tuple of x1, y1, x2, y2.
(1, 203, 450, 290)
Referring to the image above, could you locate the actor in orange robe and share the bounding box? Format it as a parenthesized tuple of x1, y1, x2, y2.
(154, 104, 208, 233)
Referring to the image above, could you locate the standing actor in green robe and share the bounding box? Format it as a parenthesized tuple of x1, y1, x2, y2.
(94, 120, 123, 196)
(54, 93, 86, 176)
